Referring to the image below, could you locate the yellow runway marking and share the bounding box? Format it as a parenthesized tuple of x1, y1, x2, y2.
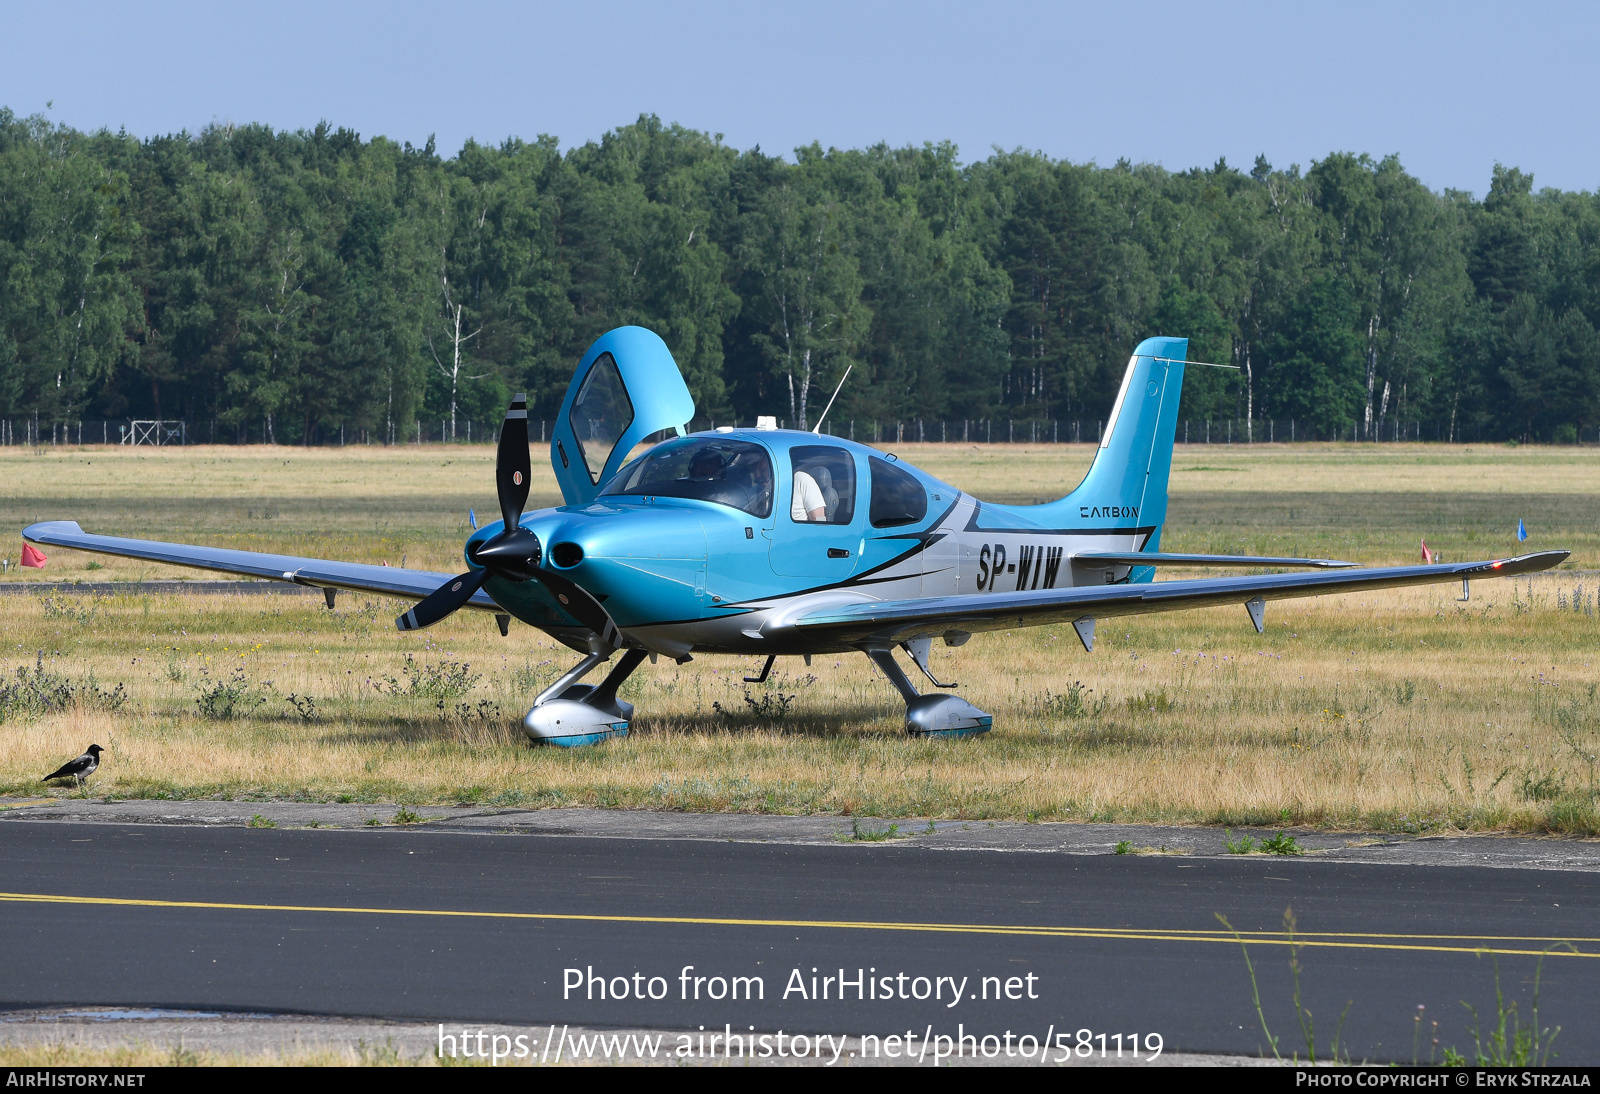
(0, 891, 1592, 959)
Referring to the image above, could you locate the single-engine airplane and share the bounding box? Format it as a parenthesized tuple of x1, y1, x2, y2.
(25, 328, 1568, 745)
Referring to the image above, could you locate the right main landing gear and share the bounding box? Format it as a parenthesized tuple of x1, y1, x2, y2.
(522, 647, 648, 747)
(863, 646, 993, 739)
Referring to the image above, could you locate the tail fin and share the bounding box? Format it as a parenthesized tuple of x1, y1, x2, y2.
(1038, 336, 1187, 553)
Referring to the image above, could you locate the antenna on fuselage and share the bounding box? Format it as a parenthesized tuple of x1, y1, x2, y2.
(811, 364, 853, 434)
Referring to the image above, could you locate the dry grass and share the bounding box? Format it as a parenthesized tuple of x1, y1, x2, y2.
(1, 441, 1598, 834)
(2, 578, 1597, 834)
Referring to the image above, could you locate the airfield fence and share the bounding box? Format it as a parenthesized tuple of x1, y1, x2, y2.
(2, 417, 1595, 447)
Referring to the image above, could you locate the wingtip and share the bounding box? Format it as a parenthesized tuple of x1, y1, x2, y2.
(1469, 549, 1571, 575)
(1511, 549, 1570, 566)
(22, 519, 85, 542)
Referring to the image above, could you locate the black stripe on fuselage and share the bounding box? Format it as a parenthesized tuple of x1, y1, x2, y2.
(716, 495, 965, 609)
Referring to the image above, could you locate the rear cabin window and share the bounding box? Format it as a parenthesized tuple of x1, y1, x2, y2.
(788, 445, 856, 524)
(868, 457, 927, 527)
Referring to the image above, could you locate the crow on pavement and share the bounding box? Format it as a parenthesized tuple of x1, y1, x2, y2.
(43, 744, 104, 788)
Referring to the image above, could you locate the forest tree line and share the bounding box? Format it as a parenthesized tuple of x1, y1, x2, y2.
(2, 107, 1597, 444)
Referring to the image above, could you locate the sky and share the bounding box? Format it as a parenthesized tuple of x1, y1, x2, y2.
(5, 0, 1598, 196)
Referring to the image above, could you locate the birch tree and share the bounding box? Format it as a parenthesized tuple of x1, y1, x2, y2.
(743, 176, 867, 429)
(428, 267, 484, 439)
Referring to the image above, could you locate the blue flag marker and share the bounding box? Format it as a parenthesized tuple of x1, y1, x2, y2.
(1517, 519, 1527, 542)
(469, 508, 478, 530)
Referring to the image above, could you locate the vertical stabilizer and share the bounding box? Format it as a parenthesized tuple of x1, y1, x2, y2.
(1037, 337, 1188, 573)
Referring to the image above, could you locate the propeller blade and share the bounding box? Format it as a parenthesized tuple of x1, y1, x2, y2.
(497, 393, 532, 532)
(481, 394, 620, 647)
(396, 568, 490, 632)
(535, 567, 622, 648)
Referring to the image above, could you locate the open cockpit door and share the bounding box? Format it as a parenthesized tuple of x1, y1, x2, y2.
(550, 326, 696, 506)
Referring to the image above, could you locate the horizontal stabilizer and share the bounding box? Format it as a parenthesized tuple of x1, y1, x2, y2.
(1073, 552, 1356, 569)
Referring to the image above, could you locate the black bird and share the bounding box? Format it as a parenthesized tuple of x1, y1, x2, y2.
(43, 744, 104, 788)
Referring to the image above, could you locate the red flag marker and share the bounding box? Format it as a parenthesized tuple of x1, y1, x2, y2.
(20, 543, 47, 568)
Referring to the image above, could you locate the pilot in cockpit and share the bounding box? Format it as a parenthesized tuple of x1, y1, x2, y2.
(686, 449, 724, 481)
(745, 456, 774, 515)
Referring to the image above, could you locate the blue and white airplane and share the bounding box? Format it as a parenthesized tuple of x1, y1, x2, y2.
(25, 327, 1567, 745)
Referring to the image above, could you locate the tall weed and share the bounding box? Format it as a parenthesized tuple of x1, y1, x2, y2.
(0, 654, 127, 720)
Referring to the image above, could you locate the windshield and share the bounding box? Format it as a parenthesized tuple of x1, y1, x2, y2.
(599, 437, 774, 518)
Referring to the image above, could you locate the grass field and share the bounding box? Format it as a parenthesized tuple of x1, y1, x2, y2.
(2, 441, 1598, 835)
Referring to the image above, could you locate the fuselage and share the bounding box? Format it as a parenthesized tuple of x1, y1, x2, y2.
(468, 429, 1154, 657)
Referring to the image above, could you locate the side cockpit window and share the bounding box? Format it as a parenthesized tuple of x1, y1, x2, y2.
(788, 445, 855, 524)
(868, 457, 927, 527)
(569, 353, 634, 483)
(600, 437, 773, 518)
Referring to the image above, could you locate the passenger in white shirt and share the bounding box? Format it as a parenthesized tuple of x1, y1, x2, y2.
(791, 470, 827, 521)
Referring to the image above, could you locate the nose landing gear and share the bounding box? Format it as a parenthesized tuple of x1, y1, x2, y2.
(523, 647, 648, 747)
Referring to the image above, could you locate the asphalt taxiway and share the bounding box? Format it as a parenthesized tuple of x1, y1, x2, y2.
(0, 803, 1596, 1064)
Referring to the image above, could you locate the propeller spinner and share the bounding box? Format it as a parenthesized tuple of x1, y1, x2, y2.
(396, 394, 620, 646)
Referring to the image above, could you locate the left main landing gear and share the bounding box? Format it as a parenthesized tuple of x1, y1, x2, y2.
(522, 647, 649, 747)
(863, 646, 992, 739)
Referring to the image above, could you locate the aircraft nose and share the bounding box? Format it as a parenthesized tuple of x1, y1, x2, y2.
(548, 541, 585, 568)
(473, 527, 543, 581)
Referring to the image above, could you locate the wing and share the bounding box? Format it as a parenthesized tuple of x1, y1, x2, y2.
(22, 521, 501, 611)
(43, 753, 91, 779)
(789, 551, 1567, 645)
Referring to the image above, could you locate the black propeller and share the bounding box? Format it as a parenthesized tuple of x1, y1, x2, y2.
(396, 393, 622, 646)
(397, 568, 490, 632)
(496, 392, 531, 531)
(526, 566, 622, 647)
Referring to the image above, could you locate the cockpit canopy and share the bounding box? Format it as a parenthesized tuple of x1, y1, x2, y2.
(551, 327, 696, 506)
(599, 437, 774, 518)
